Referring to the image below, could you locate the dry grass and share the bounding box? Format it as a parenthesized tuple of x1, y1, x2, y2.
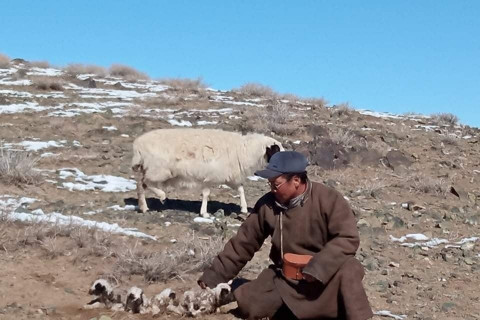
(32, 76, 64, 91)
(114, 233, 224, 283)
(11, 68, 27, 80)
(109, 64, 149, 80)
(267, 103, 296, 135)
(0, 150, 42, 185)
(409, 173, 450, 196)
(280, 93, 300, 102)
(158, 77, 207, 93)
(65, 63, 107, 77)
(29, 60, 50, 68)
(234, 83, 278, 98)
(441, 135, 459, 146)
(431, 113, 459, 126)
(302, 97, 329, 108)
(331, 102, 354, 117)
(0, 53, 10, 68)
(329, 127, 357, 148)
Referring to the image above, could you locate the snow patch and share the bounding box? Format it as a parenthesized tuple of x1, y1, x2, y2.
(57, 168, 136, 192)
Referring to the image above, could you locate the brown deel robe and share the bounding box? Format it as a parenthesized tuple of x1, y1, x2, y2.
(200, 182, 373, 320)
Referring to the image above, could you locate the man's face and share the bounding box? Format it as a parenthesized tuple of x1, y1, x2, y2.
(268, 174, 300, 204)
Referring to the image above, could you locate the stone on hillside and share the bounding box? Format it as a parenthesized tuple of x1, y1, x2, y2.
(461, 242, 475, 252)
(357, 219, 370, 228)
(464, 215, 480, 226)
(83, 77, 96, 88)
(113, 82, 125, 89)
(380, 133, 399, 147)
(441, 302, 456, 312)
(385, 150, 413, 170)
(307, 124, 329, 138)
(307, 138, 350, 170)
(213, 209, 225, 218)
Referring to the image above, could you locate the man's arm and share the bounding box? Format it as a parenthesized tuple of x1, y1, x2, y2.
(302, 189, 359, 284)
(199, 204, 269, 288)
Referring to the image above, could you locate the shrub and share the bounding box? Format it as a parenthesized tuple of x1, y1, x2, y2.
(0, 150, 41, 185)
(65, 63, 107, 77)
(0, 53, 10, 68)
(158, 77, 207, 92)
(234, 82, 278, 98)
(267, 103, 296, 136)
(114, 234, 224, 282)
(29, 60, 50, 68)
(410, 174, 449, 196)
(109, 64, 149, 80)
(303, 97, 329, 108)
(331, 102, 354, 117)
(431, 113, 459, 126)
(280, 93, 300, 102)
(32, 76, 64, 91)
(329, 128, 356, 148)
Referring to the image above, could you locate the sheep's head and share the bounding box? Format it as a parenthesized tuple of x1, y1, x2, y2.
(266, 144, 281, 162)
(213, 282, 233, 306)
(88, 279, 114, 300)
(125, 287, 145, 314)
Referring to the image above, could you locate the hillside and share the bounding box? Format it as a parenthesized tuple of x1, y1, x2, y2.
(0, 57, 479, 320)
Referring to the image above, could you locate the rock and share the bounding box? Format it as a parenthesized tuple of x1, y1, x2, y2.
(461, 242, 475, 252)
(64, 287, 75, 294)
(364, 258, 379, 271)
(385, 150, 413, 169)
(357, 219, 370, 228)
(113, 82, 125, 89)
(468, 192, 477, 203)
(441, 302, 456, 312)
(213, 209, 225, 218)
(464, 258, 475, 265)
(307, 138, 350, 169)
(324, 179, 338, 188)
(99, 316, 112, 320)
(375, 280, 389, 292)
(465, 215, 479, 226)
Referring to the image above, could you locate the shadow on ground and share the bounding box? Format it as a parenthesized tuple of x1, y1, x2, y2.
(124, 197, 250, 216)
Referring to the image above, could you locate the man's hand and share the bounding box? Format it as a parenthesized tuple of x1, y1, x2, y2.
(198, 280, 207, 289)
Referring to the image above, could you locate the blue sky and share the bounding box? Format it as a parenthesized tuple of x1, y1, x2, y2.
(1, 1, 479, 127)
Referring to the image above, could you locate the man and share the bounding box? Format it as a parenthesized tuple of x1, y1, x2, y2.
(198, 151, 373, 320)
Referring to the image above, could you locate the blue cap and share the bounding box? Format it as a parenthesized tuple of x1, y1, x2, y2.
(255, 151, 308, 179)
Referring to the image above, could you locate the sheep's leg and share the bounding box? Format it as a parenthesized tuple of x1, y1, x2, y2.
(149, 186, 166, 203)
(136, 171, 149, 213)
(238, 185, 248, 213)
(200, 188, 210, 217)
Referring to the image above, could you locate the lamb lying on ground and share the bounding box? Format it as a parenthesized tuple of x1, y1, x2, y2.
(84, 279, 233, 317)
(132, 128, 282, 217)
(84, 279, 123, 311)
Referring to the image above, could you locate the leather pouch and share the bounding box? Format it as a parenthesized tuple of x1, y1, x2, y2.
(282, 253, 313, 280)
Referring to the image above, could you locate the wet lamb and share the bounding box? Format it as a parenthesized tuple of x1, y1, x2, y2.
(84, 279, 122, 310)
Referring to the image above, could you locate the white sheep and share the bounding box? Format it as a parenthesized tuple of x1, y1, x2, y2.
(132, 128, 282, 217)
(84, 279, 122, 310)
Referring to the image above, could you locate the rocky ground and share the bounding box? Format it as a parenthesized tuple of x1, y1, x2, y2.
(0, 58, 479, 319)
